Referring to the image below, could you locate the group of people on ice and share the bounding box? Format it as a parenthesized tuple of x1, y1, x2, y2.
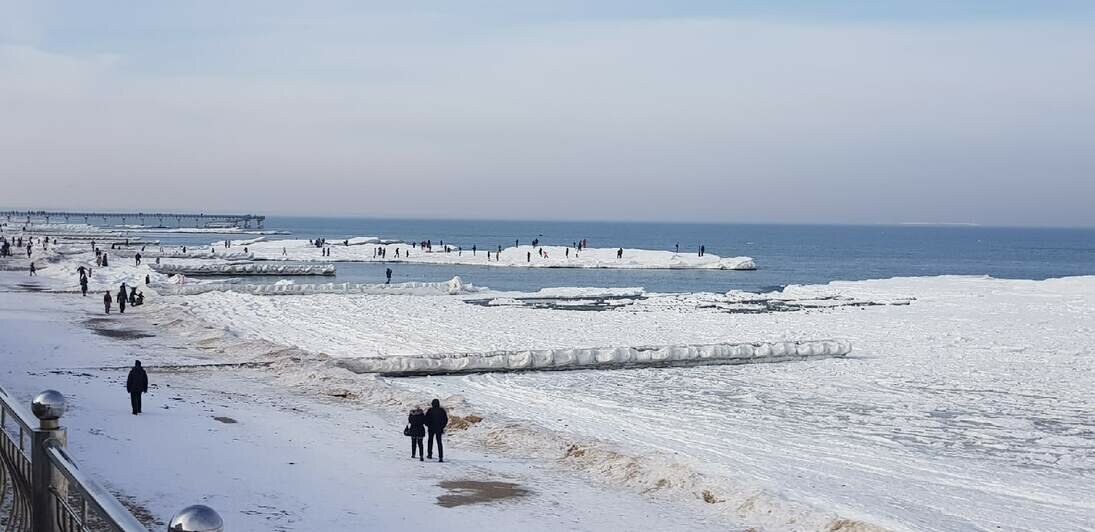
(103, 282, 144, 314)
(1, 234, 44, 259)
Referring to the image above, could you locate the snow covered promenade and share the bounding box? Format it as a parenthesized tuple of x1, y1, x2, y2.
(242, 238, 757, 270)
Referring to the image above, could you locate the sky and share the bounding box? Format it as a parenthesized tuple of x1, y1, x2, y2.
(2, 1, 1094, 226)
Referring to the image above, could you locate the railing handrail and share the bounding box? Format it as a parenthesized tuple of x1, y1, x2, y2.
(2, 386, 224, 531)
(0, 384, 35, 435)
(43, 441, 148, 532)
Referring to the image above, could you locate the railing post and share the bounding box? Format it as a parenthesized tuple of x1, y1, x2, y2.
(30, 390, 67, 532)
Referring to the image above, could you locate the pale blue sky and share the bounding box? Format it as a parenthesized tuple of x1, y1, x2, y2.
(2, 1, 1094, 225)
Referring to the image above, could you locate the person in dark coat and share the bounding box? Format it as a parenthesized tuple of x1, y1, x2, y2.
(80, 275, 88, 296)
(103, 291, 112, 314)
(117, 286, 127, 314)
(407, 407, 427, 461)
(126, 360, 148, 415)
(425, 398, 448, 462)
(385, 267, 392, 284)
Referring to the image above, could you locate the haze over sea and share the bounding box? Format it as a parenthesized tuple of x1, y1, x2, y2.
(157, 217, 1095, 293)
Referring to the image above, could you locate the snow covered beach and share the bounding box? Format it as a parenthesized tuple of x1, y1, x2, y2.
(0, 282, 729, 531)
(3, 224, 1094, 530)
(144, 274, 1094, 530)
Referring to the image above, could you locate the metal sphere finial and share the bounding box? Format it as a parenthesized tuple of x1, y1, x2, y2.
(168, 504, 224, 532)
(31, 390, 66, 421)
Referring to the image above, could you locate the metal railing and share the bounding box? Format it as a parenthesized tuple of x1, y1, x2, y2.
(0, 386, 223, 531)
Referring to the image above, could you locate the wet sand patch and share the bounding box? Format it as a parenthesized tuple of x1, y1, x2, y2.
(436, 480, 530, 508)
(84, 318, 156, 340)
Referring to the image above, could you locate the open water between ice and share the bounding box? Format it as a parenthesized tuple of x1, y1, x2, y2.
(139, 217, 1095, 293)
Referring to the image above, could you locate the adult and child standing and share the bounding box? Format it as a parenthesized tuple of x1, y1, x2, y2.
(406, 399, 448, 462)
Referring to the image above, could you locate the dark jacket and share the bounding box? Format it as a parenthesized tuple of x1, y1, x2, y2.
(407, 409, 427, 438)
(126, 364, 148, 394)
(425, 404, 448, 433)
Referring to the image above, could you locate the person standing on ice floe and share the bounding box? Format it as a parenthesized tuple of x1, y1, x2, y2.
(103, 291, 112, 314)
(699, 245, 705, 257)
(386, 268, 392, 284)
(617, 248, 623, 259)
(29, 262, 36, 276)
(425, 398, 448, 462)
(126, 360, 148, 415)
(80, 275, 88, 296)
(134, 252, 141, 266)
(407, 407, 427, 461)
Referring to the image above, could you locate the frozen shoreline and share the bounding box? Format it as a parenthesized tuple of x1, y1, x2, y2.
(5, 225, 1094, 530)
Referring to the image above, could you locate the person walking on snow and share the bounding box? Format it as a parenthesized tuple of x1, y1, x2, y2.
(134, 252, 141, 266)
(425, 398, 448, 462)
(103, 291, 112, 314)
(126, 360, 148, 415)
(406, 407, 427, 461)
(117, 285, 127, 314)
(28, 262, 36, 276)
(80, 275, 88, 296)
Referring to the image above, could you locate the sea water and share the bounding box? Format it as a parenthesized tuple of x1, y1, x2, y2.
(150, 217, 1095, 293)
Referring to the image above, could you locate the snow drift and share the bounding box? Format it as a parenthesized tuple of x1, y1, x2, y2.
(335, 339, 852, 376)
